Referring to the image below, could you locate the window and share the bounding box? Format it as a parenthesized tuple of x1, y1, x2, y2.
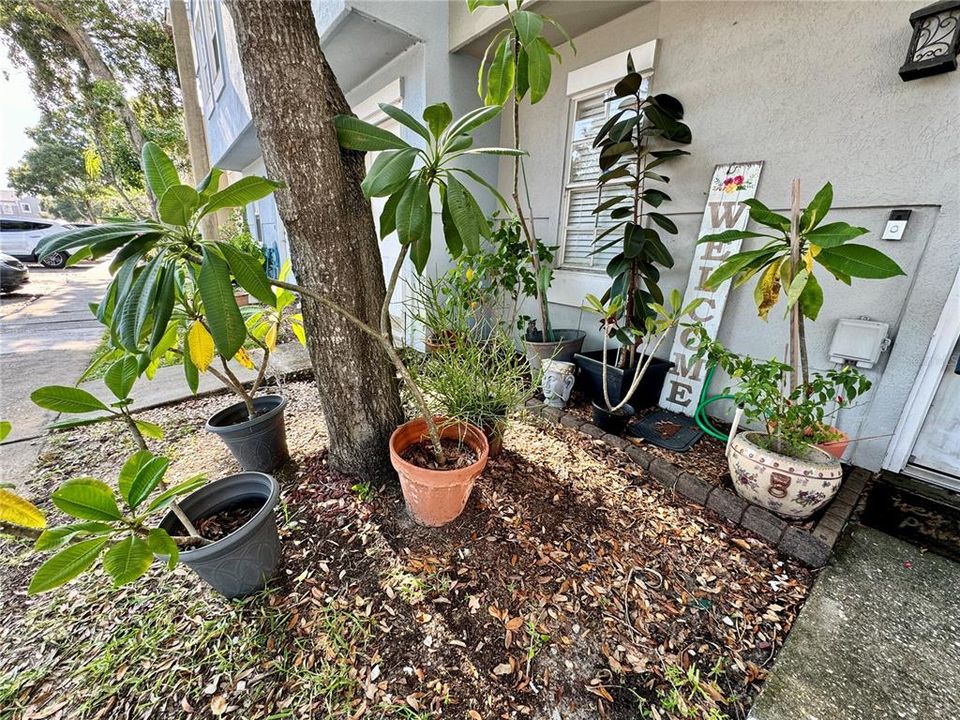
(559, 78, 649, 271)
(20, 202, 30, 212)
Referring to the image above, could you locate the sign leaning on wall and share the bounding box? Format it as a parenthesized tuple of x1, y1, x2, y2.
(659, 161, 765, 416)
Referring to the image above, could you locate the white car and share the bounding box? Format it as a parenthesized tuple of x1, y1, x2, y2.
(0, 216, 75, 269)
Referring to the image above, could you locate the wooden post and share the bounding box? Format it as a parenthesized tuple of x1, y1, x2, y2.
(788, 178, 802, 393)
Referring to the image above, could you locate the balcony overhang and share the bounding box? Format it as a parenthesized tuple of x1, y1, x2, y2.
(450, 0, 647, 57)
(319, 7, 419, 94)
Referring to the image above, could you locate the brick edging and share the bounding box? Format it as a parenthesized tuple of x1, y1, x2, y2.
(525, 399, 869, 568)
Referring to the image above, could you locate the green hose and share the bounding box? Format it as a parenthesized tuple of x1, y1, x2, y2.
(694, 363, 735, 441)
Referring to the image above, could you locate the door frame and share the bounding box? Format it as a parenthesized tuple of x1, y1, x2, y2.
(883, 265, 960, 474)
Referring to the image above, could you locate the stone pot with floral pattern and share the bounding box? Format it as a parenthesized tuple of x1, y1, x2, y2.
(726, 431, 843, 519)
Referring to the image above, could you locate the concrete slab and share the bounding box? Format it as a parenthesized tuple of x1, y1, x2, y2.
(749, 525, 960, 720)
(0, 263, 112, 492)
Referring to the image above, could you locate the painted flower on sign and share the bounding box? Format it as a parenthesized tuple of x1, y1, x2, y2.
(714, 173, 753, 193)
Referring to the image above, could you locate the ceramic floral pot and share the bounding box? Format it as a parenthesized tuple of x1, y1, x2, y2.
(727, 431, 843, 519)
(541, 359, 576, 409)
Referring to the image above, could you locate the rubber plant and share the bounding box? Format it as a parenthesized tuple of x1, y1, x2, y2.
(699, 180, 906, 390)
(470, 0, 573, 341)
(590, 55, 692, 373)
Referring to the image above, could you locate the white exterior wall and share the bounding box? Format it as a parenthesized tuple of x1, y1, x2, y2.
(499, 0, 960, 471)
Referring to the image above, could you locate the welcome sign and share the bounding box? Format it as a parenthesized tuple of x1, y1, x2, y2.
(659, 161, 764, 416)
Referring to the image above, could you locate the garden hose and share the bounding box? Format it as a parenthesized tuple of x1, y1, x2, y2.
(694, 363, 735, 441)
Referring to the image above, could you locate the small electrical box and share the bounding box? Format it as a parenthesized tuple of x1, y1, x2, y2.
(881, 209, 911, 241)
(829, 318, 890, 368)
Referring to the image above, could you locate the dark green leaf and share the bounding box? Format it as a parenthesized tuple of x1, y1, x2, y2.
(103, 355, 140, 401)
(196, 167, 224, 200)
(423, 103, 453, 138)
(815, 244, 906, 279)
(514, 10, 543, 47)
(704, 248, 784, 289)
(102, 536, 153, 587)
(218, 241, 277, 306)
(34, 522, 113, 552)
(800, 182, 833, 232)
(526, 38, 552, 104)
(444, 174, 479, 254)
(157, 185, 200, 227)
(396, 177, 431, 247)
(334, 114, 410, 151)
(697, 229, 773, 245)
(142, 142, 180, 199)
(52, 478, 121, 521)
(378, 104, 430, 142)
(199, 247, 247, 358)
(379, 188, 403, 239)
(28, 537, 109, 594)
(146, 528, 179, 569)
(805, 222, 869, 248)
(799, 271, 824, 321)
(485, 35, 515, 106)
(614, 72, 643, 97)
(149, 267, 176, 351)
(182, 342, 199, 393)
(360, 148, 418, 198)
(743, 199, 791, 232)
(201, 176, 284, 217)
(146, 474, 207, 512)
(31, 386, 110, 414)
(648, 212, 678, 234)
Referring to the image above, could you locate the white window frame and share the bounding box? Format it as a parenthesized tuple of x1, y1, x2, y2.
(550, 40, 659, 307)
(203, 1, 225, 103)
(191, 1, 212, 113)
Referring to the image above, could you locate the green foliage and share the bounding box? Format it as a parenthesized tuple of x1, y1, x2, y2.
(412, 327, 535, 433)
(700, 182, 905, 322)
(29, 451, 204, 594)
(634, 663, 729, 720)
(694, 327, 872, 457)
(335, 103, 519, 273)
(34, 142, 285, 413)
(591, 57, 692, 350)
(472, 0, 573, 107)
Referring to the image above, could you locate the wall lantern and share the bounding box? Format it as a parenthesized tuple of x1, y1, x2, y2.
(899, 0, 960, 80)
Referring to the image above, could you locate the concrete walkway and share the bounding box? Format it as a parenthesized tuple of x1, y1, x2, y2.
(749, 525, 960, 720)
(0, 262, 112, 491)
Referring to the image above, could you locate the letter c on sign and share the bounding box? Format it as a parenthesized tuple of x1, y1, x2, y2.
(691, 297, 716, 323)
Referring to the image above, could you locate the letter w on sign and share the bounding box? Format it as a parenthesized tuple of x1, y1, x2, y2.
(659, 161, 764, 416)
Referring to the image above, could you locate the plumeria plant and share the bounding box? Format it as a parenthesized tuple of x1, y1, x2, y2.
(38, 142, 304, 421)
(27, 450, 208, 594)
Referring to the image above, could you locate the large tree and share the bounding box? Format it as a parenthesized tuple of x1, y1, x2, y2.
(222, 0, 404, 483)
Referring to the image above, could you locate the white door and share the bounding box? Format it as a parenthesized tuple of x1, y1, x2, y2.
(907, 337, 960, 489)
(365, 117, 407, 342)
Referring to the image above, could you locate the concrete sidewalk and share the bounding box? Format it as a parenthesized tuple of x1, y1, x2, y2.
(749, 525, 960, 720)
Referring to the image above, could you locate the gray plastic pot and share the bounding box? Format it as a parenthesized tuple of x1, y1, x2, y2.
(206, 394, 289, 472)
(524, 329, 586, 374)
(160, 472, 280, 599)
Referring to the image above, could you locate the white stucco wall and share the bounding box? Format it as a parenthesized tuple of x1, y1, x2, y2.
(498, 0, 960, 470)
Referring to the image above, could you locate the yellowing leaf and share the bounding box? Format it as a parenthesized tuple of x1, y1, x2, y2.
(265, 323, 278, 352)
(803, 247, 814, 273)
(0, 488, 46, 529)
(754, 258, 782, 320)
(234, 347, 255, 370)
(187, 322, 215, 372)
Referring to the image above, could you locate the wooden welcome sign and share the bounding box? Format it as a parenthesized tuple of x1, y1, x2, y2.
(659, 161, 764, 416)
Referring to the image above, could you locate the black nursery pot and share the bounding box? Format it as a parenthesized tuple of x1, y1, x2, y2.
(161, 472, 280, 599)
(206, 394, 289, 472)
(591, 401, 636, 435)
(574, 350, 673, 410)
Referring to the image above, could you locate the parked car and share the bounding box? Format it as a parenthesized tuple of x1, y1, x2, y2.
(0, 216, 75, 268)
(0, 252, 29, 293)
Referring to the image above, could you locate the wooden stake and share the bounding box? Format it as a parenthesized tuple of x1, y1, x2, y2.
(788, 179, 802, 393)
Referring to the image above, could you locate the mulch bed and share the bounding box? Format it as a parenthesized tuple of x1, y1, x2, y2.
(0, 380, 811, 719)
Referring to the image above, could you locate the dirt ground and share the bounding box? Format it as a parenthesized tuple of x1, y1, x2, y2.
(0, 380, 811, 720)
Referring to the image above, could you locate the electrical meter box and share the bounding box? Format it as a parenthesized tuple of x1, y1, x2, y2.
(829, 319, 890, 368)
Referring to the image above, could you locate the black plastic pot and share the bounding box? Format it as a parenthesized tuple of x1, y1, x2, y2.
(574, 350, 673, 410)
(160, 472, 280, 599)
(206, 395, 289, 472)
(591, 402, 636, 435)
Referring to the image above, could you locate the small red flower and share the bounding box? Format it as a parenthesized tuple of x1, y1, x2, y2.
(837, 395, 845, 404)
(723, 177, 734, 186)
(733, 175, 744, 185)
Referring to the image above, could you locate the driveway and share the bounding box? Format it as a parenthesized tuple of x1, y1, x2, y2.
(0, 262, 111, 493)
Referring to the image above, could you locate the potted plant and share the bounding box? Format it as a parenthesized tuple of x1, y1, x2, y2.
(584, 290, 703, 434)
(39, 143, 305, 473)
(694, 330, 872, 519)
(471, 0, 582, 368)
(413, 326, 535, 458)
(574, 58, 692, 411)
(25, 447, 280, 599)
(409, 273, 470, 353)
(699, 179, 905, 413)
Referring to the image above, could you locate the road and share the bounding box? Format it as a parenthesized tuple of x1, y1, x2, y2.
(0, 261, 112, 493)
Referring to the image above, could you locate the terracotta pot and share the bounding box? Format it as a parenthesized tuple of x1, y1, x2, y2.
(425, 331, 458, 354)
(481, 418, 506, 459)
(234, 291, 249, 307)
(816, 427, 850, 459)
(727, 431, 843, 519)
(389, 417, 489, 527)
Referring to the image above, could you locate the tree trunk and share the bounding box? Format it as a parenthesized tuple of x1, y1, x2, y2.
(32, 0, 155, 215)
(223, 0, 404, 484)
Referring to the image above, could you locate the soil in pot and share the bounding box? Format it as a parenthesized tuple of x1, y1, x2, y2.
(186, 498, 264, 542)
(401, 438, 478, 470)
(524, 329, 586, 373)
(591, 402, 636, 435)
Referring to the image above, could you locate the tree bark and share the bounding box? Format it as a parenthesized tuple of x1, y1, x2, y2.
(223, 0, 404, 484)
(31, 0, 155, 214)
